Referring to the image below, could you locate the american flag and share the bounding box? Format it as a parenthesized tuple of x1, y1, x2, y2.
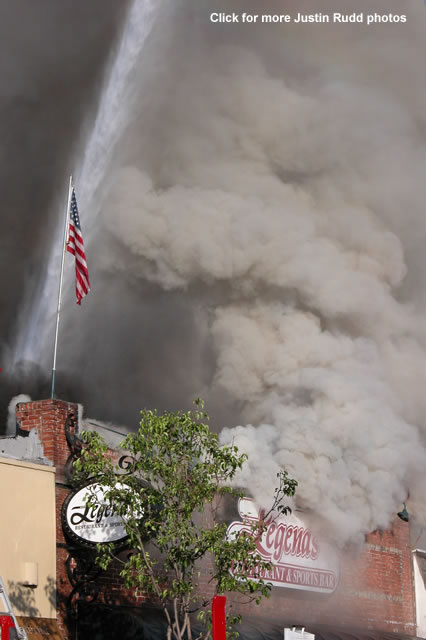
(66, 188, 91, 305)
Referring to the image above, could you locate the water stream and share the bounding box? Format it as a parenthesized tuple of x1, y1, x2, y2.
(10, 0, 161, 372)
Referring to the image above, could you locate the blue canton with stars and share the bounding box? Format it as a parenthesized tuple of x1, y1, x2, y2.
(70, 190, 81, 230)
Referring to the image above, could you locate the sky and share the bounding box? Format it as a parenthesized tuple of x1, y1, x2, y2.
(1, 0, 426, 543)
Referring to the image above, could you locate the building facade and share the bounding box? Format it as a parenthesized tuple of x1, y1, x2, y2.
(0, 457, 56, 618)
(0, 398, 423, 640)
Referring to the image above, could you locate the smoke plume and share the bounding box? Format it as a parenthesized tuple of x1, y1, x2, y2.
(7, 394, 31, 436)
(0, 0, 130, 424)
(4, 0, 426, 542)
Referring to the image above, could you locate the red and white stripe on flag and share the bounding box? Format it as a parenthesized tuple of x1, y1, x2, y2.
(66, 188, 90, 305)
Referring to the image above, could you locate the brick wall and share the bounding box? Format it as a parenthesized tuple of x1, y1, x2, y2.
(16, 399, 144, 639)
(16, 399, 76, 483)
(242, 519, 416, 635)
(15, 399, 417, 639)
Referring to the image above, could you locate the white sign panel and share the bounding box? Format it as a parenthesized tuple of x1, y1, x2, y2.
(64, 483, 130, 545)
(226, 498, 339, 593)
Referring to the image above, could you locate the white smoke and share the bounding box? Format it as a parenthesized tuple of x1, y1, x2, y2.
(95, 6, 426, 543)
(29, 1, 426, 542)
(7, 394, 32, 436)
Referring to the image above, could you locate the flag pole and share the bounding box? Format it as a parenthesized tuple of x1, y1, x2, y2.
(50, 175, 73, 399)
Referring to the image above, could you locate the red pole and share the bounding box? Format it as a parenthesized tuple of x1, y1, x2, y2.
(212, 595, 226, 640)
(0, 615, 16, 640)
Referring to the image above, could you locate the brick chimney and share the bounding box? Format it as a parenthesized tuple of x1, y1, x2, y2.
(15, 399, 78, 482)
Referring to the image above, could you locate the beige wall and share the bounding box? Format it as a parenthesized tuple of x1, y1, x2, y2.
(0, 457, 56, 618)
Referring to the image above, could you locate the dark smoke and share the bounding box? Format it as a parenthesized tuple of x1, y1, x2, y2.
(1, 0, 245, 429)
(0, 0, 130, 425)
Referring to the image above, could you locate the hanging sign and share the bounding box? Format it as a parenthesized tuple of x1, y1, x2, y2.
(62, 482, 134, 546)
(226, 498, 339, 593)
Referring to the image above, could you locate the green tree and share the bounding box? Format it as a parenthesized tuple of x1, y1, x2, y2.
(73, 401, 297, 640)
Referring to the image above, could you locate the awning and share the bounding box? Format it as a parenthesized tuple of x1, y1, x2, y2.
(16, 617, 63, 640)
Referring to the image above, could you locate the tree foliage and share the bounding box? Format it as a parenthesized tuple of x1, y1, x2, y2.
(73, 401, 297, 640)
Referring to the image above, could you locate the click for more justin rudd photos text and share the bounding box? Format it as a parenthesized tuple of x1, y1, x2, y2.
(210, 12, 408, 25)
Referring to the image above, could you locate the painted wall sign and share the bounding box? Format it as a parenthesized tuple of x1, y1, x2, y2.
(226, 498, 339, 593)
(62, 482, 134, 546)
